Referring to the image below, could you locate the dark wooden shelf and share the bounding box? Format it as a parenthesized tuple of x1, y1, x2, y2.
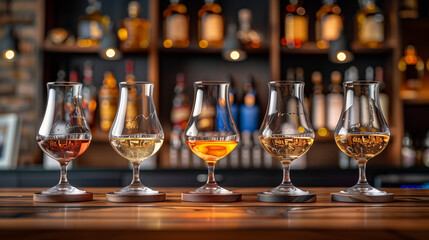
(159, 45, 269, 55)
(281, 42, 394, 55)
(43, 43, 99, 53)
(400, 89, 429, 105)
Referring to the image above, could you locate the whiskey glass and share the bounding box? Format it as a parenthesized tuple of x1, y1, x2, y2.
(184, 81, 239, 194)
(109, 82, 164, 195)
(37, 82, 92, 194)
(259, 81, 314, 195)
(335, 81, 390, 195)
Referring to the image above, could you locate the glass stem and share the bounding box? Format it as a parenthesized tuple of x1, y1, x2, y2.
(206, 162, 217, 185)
(358, 160, 368, 185)
(59, 162, 69, 185)
(281, 161, 292, 185)
(132, 163, 142, 185)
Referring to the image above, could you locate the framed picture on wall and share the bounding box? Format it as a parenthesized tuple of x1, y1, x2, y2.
(0, 113, 21, 169)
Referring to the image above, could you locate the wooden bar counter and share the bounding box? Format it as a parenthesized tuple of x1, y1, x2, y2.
(1, 188, 429, 239)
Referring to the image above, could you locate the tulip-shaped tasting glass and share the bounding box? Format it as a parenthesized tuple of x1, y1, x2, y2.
(36, 82, 92, 195)
(333, 81, 391, 201)
(109, 82, 164, 195)
(183, 81, 240, 200)
(258, 81, 315, 202)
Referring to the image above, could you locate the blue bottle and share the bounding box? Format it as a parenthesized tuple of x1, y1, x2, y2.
(240, 75, 259, 133)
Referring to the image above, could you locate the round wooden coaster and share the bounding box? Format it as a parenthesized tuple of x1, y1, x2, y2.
(182, 193, 242, 202)
(331, 193, 394, 203)
(257, 193, 316, 203)
(106, 192, 166, 203)
(33, 192, 93, 203)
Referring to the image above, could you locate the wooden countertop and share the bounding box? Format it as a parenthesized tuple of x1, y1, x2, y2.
(1, 187, 429, 239)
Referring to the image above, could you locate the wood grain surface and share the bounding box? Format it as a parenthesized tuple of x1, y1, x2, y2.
(1, 188, 429, 240)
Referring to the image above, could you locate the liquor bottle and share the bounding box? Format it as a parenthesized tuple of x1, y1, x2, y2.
(402, 132, 416, 168)
(239, 74, 259, 133)
(98, 71, 118, 132)
(77, 0, 110, 47)
(124, 60, 139, 129)
(310, 71, 328, 137)
(423, 131, 429, 167)
(56, 69, 66, 82)
(118, 1, 150, 50)
(398, 45, 424, 90)
(198, 0, 224, 48)
(171, 73, 191, 131)
(326, 71, 343, 131)
(163, 0, 189, 48)
(374, 66, 389, 124)
(399, 0, 419, 19)
(236, 9, 262, 48)
(286, 67, 295, 81)
(316, 0, 343, 49)
(282, 0, 308, 48)
(296, 67, 310, 114)
(81, 61, 97, 132)
(356, 0, 384, 48)
(69, 69, 79, 82)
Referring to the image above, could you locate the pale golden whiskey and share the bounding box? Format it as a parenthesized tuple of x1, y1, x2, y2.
(185, 140, 238, 164)
(335, 133, 390, 160)
(110, 137, 163, 164)
(259, 136, 314, 162)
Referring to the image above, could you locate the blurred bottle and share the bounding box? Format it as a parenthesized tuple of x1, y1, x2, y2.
(282, 0, 308, 48)
(399, 0, 419, 19)
(402, 132, 416, 168)
(198, 0, 224, 48)
(239, 74, 259, 133)
(423, 131, 429, 167)
(326, 71, 343, 131)
(356, 0, 384, 48)
(124, 60, 139, 129)
(69, 69, 79, 82)
(286, 67, 295, 81)
(163, 0, 189, 48)
(398, 45, 424, 90)
(236, 9, 262, 48)
(171, 73, 191, 131)
(98, 71, 118, 132)
(56, 68, 67, 82)
(118, 1, 150, 49)
(77, 0, 110, 47)
(311, 71, 328, 137)
(316, 0, 343, 49)
(82, 61, 97, 132)
(373, 66, 389, 124)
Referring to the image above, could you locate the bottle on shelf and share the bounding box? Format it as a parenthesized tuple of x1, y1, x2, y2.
(398, 45, 424, 90)
(310, 71, 328, 137)
(239, 74, 260, 134)
(286, 67, 295, 81)
(163, 0, 189, 48)
(81, 61, 97, 132)
(316, 0, 343, 49)
(124, 60, 139, 129)
(326, 71, 343, 132)
(356, 0, 384, 48)
(423, 131, 429, 168)
(402, 132, 416, 168)
(198, 0, 224, 48)
(374, 66, 389, 124)
(399, 0, 419, 19)
(69, 69, 79, 82)
(98, 71, 118, 132)
(118, 1, 150, 50)
(282, 0, 308, 48)
(236, 9, 262, 49)
(77, 0, 110, 47)
(56, 68, 67, 82)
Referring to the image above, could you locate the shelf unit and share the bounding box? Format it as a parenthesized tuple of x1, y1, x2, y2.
(39, 0, 403, 168)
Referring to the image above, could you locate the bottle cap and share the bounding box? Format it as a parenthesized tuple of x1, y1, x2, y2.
(331, 71, 342, 84)
(296, 67, 304, 82)
(365, 66, 374, 81)
(128, 1, 141, 18)
(238, 9, 252, 22)
(311, 71, 322, 84)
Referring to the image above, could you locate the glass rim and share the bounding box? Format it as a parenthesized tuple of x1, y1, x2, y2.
(119, 81, 154, 86)
(47, 81, 82, 87)
(269, 81, 304, 85)
(344, 80, 380, 85)
(194, 81, 230, 86)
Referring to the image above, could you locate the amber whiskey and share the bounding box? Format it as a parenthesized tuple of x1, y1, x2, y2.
(316, 0, 343, 49)
(185, 140, 238, 164)
(38, 139, 91, 162)
(77, 0, 110, 47)
(98, 71, 118, 132)
(356, 0, 384, 48)
(282, 0, 308, 48)
(118, 1, 150, 50)
(259, 136, 314, 163)
(198, 0, 224, 48)
(335, 133, 390, 161)
(163, 0, 189, 48)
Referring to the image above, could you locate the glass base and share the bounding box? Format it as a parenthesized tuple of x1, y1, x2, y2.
(114, 182, 159, 195)
(264, 183, 309, 196)
(41, 182, 86, 195)
(340, 183, 388, 196)
(190, 183, 232, 194)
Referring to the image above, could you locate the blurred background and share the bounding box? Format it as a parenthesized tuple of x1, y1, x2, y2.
(0, 0, 428, 189)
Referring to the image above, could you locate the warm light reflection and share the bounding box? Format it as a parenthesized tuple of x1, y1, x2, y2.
(318, 127, 329, 137)
(105, 48, 116, 58)
(4, 50, 15, 60)
(118, 28, 128, 41)
(199, 40, 208, 48)
(336, 51, 347, 62)
(230, 50, 240, 60)
(163, 39, 173, 48)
